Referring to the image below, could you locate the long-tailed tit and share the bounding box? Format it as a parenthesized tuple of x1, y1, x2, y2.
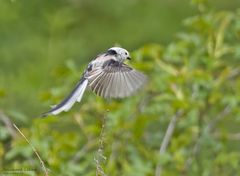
(42, 47, 147, 116)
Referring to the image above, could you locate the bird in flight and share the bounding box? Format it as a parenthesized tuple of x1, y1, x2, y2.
(42, 47, 147, 117)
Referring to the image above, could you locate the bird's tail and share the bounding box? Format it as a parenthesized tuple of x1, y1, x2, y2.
(41, 78, 88, 117)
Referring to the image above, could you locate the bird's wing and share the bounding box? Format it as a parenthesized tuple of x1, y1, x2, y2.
(86, 59, 147, 98)
(42, 77, 88, 117)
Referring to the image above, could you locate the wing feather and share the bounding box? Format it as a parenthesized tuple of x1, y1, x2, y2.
(99, 72, 111, 97)
(87, 60, 147, 98)
(103, 72, 114, 98)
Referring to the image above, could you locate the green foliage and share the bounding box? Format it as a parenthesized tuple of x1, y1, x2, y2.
(1, 1, 240, 176)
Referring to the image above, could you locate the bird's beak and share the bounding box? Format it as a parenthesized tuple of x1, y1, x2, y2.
(127, 56, 131, 60)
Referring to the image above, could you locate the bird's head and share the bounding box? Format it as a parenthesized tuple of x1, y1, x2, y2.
(107, 47, 131, 62)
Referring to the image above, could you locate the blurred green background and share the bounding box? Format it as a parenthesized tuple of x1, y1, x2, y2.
(0, 0, 240, 175)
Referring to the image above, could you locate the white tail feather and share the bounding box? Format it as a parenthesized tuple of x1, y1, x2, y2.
(46, 79, 88, 116)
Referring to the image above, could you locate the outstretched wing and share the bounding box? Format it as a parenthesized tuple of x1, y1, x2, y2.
(42, 77, 88, 117)
(86, 60, 147, 98)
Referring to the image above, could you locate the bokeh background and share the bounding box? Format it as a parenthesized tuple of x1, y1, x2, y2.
(0, 0, 240, 175)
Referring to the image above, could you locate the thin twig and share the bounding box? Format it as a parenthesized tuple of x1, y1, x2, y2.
(0, 111, 17, 138)
(212, 132, 240, 140)
(184, 105, 231, 173)
(155, 110, 183, 176)
(206, 105, 231, 132)
(95, 110, 108, 176)
(71, 140, 96, 163)
(13, 123, 49, 176)
(228, 67, 240, 79)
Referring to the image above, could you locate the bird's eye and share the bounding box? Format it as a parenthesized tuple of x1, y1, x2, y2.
(125, 52, 128, 55)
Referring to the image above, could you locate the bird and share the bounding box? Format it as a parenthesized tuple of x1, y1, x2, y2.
(42, 47, 147, 117)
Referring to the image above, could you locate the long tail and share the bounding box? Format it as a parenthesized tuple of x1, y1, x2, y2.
(42, 78, 88, 117)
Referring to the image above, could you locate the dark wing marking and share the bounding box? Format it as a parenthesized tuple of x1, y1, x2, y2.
(105, 49, 117, 56)
(87, 60, 147, 98)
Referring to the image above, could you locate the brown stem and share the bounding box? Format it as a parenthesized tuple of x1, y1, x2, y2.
(155, 110, 183, 176)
